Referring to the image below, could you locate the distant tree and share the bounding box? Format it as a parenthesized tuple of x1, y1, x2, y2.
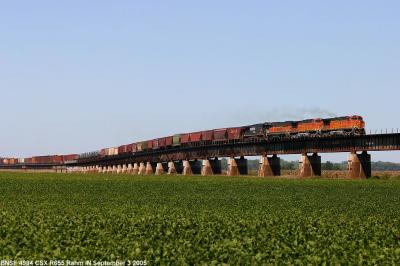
(324, 161, 334, 170)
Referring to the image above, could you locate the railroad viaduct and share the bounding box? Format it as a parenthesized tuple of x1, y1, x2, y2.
(38, 133, 400, 179)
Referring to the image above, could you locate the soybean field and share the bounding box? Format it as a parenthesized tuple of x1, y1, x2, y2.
(0, 172, 399, 264)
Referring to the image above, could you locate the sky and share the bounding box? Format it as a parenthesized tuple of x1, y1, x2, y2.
(0, 1, 399, 162)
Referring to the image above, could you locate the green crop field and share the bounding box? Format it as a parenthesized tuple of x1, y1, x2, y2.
(0, 172, 399, 264)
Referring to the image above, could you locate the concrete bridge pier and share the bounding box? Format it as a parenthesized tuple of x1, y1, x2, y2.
(145, 162, 154, 175)
(227, 157, 248, 176)
(132, 163, 139, 175)
(182, 160, 193, 175)
(122, 164, 127, 174)
(258, 155, 281, 177)
(299, 153, 321, 177)
(167, 161, 177, 175)
(201, 160, 213, 176)
(127, 164, 133, 174)
(227, 158, 239, 176)
(348, 151, 371, 179)
(155, 163, 164, 175)
(138, 163, 146, 175)
(112, 165, 117, 174)
(117, 165, 122, 174)
(201, 158, 222, 176)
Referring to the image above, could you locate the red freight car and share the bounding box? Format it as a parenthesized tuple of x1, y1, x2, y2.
(158, 137, 166, 148)
(33, 156, 53, 164)
(63, 154, 79, 162)
(181, 133, 190, 144)
(165, 136, 173, 146)
(100, 149, 107, 157)
(214, 129, 227, 141)
(189, 132, 202, 143)
(53, 155, 63, 164)
(201, 130, 214, 141)
(227, 127, 243, 140)
(148, 140, 154, 149)
(126, 144, 133, 153)
(152, 139, 159, 149)
(118, 145, 127, 154)
(132, 143, 137, 153)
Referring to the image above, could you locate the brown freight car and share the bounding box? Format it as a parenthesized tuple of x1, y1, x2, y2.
(227, 127, 243, 140)
(181, 134, 190, 144)
(213, 129, 227, 141)
(189, 132, 202, 143)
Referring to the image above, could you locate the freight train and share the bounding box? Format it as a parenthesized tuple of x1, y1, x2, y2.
(0, 115, 365, 165)
(0, 154, 79, 166)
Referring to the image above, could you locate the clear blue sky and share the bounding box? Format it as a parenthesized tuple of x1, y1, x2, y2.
(1, 1, 399, 162)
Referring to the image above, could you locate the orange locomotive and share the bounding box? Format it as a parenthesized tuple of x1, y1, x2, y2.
(266, 115, 365, 140)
